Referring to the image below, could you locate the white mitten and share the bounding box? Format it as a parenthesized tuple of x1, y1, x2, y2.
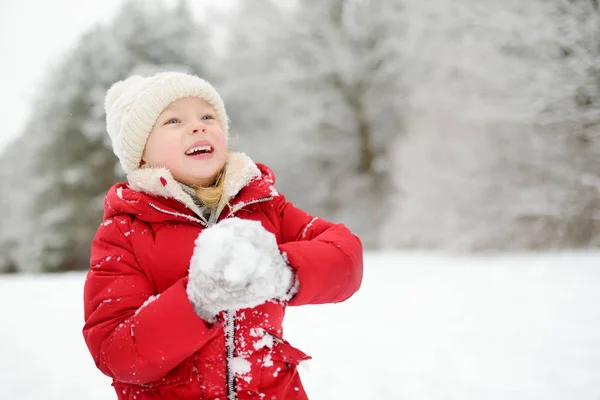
(186, 218, 296, 322)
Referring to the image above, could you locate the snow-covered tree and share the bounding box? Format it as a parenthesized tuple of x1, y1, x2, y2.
(0, 135, 35, 273)
(383, 0, 600, 250)
(221, 0, 406, 247)
(0, 0, 214, 272)
(523, 0, 600, 248)
(545, 0, 600, 130)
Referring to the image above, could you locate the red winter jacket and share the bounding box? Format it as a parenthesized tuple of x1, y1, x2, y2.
(83, 153, 363, 400)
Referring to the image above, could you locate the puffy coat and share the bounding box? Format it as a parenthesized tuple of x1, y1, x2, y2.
(83, 153, 363, 400)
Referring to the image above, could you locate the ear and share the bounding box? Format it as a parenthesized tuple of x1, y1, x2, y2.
(140, 146, 149, 167)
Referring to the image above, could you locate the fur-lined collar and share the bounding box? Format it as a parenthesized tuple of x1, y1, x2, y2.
(126, 152, 261, 221)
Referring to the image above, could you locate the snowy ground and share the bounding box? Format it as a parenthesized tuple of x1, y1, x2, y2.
(1, 251, 600, 399)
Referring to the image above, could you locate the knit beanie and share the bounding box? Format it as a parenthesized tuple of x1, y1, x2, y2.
(105, 72, 229, 174)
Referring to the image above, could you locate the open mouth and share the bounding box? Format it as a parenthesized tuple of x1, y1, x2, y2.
(185, 145, 214, 156)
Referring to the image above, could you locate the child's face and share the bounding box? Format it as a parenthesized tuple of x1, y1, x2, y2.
(142, 97, 227, 187)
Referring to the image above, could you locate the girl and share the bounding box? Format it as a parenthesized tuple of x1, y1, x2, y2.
(83, 72, 363, 400)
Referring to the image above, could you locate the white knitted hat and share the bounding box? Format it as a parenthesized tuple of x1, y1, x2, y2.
(105, 72, 229, 174)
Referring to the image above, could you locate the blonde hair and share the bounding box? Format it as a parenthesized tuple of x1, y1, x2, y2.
(194, 165, 226, 208)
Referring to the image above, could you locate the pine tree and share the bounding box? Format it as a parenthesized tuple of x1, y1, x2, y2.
(0, 0, 213, 272)
(383, 0, 600, 250)
(0, 136, 32, 273)
(222, 0, 405, 247)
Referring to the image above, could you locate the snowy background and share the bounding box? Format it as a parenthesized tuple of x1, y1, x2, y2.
(0, 0, 237, 152)
(2, 252, 600, 399)
(1, 0, 600, 398)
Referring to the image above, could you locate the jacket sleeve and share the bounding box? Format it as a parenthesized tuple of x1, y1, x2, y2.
(275, 196, 363, 306)
(82, 215, 221, 385)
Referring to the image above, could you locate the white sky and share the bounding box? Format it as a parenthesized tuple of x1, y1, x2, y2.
(0, 0, 237, 153)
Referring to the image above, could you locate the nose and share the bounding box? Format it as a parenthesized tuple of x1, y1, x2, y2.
(190, 122, 207, 135)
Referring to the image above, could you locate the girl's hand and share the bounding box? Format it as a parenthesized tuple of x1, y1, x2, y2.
(186, 218, 296, 322)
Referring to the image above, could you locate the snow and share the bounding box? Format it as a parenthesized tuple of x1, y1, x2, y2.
(134, 294, 159, 317)
(1, 252, 600, 399)
(301, 217, 318, 239)
(187, 218, 294, 319)
(230, 356, 252, 376)
(253, 333, 274, 351)
(262, 353, 274, 368)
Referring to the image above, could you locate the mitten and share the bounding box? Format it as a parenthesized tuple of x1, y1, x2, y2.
(186, 218, 296, 322)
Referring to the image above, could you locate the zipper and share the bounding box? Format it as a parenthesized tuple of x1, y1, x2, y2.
(151, 195, 274, 400)
(225, 310, 237, 400)
(222, 195, 273, 400)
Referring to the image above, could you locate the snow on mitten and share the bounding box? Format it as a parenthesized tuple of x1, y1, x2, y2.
(227, 219, 297, 302)
(186, 218, 295, 322)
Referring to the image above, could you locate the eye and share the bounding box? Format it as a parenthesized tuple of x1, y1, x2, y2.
(201, 114, 214, 120)
(163, 117, 181, 125)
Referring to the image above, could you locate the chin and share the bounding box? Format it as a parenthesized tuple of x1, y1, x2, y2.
(191, 171, 220, 186)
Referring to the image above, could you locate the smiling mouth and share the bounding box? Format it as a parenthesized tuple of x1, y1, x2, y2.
(185, 145, 214, 156)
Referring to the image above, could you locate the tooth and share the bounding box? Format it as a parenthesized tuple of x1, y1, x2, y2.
(186, 144, 212, 155)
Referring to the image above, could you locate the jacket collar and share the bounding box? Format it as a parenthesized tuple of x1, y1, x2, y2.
(125, 152, 262, 221)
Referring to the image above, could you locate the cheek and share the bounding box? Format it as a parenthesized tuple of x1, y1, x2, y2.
(214, 132, 227, 152)
(217, 137, 228, 164)
(145, 133, 178, 164)
(145, 138, 161, 162)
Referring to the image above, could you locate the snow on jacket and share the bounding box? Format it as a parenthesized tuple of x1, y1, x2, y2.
(82, 152, 363, 400)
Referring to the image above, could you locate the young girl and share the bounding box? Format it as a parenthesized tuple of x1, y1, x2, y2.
(82, 72, 363, 400)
